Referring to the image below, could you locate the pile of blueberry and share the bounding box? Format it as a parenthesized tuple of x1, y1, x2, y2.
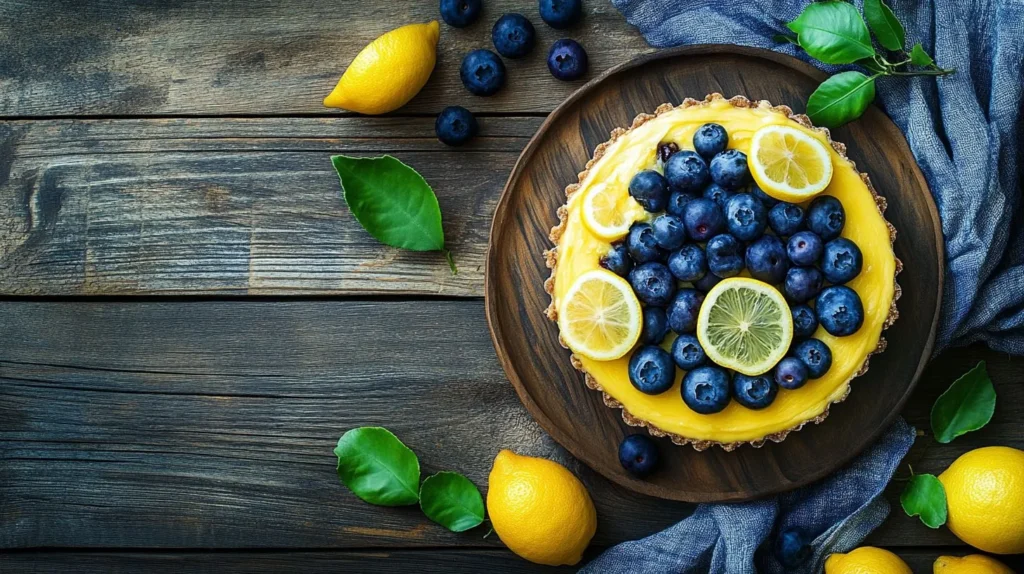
(598, 123, 866, 416)
(435, 0, 590, 146)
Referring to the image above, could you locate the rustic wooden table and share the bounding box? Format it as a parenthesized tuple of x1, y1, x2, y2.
(0, 1, 1021, 572)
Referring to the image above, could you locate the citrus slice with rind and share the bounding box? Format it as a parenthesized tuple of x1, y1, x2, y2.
(749, 124, 834, 202)
(696, 277, 793, 376)
(557, 269, 642, 361)
(581, 181, 647, 240)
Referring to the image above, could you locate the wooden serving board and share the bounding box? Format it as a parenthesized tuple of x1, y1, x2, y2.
(485, 46, 943, 502)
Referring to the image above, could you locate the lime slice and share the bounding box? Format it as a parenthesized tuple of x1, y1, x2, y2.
(558, 269, 642, 361)
(697, 277, 793, 376)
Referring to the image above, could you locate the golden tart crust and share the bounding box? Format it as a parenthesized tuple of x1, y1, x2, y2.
(544, 94, 901, 451)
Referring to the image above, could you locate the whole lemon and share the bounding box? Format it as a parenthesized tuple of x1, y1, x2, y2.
(934, 554, 1015, 574)
(939, 446, 1024, 554)
(486, 449, 597, 566)
(825, 546, 912, 574)
(323, 21, 439, 114)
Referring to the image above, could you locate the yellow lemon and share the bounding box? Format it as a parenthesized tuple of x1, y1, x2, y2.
(934, 554, 1016, 574)
(825, 546, 912, 574)
(487, 450, 597, 566)
(557, 269, 642, 361)
(749, 124, 834, 202)
(696, 277, 793, 376)
(323, 21, 439, 114)
(939, 446, 1024, 554)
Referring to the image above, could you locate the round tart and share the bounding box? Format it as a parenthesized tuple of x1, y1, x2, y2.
(544, 94, 901, 451)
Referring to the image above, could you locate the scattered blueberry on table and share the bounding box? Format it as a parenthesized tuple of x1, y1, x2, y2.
(460, 49, 506, 96)
(547, 39, 588, 81)
(539, 0, 583, 29)
(618, 434, 659, 477)
(492, 14, 536, 58)
(439, 0, 482, 28)
(434, 106, 478, 146)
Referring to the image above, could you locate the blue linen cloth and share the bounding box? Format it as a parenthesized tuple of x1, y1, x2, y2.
(583, 0, 1024, 571)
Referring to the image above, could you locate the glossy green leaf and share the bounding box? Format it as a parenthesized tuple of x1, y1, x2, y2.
(910, 43, 935, 67)
(863, 0, 905, 51)
(900, 473, 947, 528)
(335, 427, 421, 506)
(931, 361, 996, 443)
(787, 1, 875, 64)
(807, 71, 877, 128)
(419, 472, 486, 532)
(332, 154, 446, 252)
(773, 34, 800, 46)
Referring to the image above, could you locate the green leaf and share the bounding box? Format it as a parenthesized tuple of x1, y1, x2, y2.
(773, 34, 800, 46)
(863, 0, 905, 51)
(855, 57, 887, 74)
(419, 472, 486, 532)
(806, 71, 877, 128)
(787, 1, 875, 64)
(910, 43, 935, 67)
(335, 427, 421, 506)
(900, 473, 947, 528)
(931, 361, 997, 443)
(332, 154, 446, 252)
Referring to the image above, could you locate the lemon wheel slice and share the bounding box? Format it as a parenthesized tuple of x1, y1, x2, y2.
(696, 278, 793, 376)
(749, 125, 834, 202)
(581, 181, 647, 240)
(558, 269, 642, 361)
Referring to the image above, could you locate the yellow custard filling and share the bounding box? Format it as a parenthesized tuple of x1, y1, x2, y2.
(553, 101, 896, 443)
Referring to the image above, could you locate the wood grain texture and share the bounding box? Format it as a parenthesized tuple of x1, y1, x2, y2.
(0, 117, 541, 296)
(0, 0, 649, 117)
(487, 46, 942, 502)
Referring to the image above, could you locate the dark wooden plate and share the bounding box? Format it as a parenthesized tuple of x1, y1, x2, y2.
(484, 46, 943, 502)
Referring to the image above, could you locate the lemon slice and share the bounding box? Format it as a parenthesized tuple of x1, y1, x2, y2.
(696, 278, 793, 376)
(558, 269, 642, 361)
(749, 125, 834, 202)
(581, 181, 646, 240)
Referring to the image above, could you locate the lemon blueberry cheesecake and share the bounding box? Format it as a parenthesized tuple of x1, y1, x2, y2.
(545, 94, 900, 450)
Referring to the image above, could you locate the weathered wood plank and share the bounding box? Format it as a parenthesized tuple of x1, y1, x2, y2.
(4, 548, 1020, 573)
(0, 301, 1019, 550)
(0, 117, 541, 296)
(0, 0, 649, 117)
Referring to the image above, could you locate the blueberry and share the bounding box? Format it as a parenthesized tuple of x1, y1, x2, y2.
(681, 366, 731, 414)
(693, 123, 728, 159)
(547, 39, 588, 81)
(642, 307, 670, 346)
(434, 106, 478, 146)
(694, 272, 723, 293)
(709, 149, 750, 189)
(667, 288, 704, 334)
(746, 235, 788, 284)
(793, 338, 832, 379)
(750, 183, 779, 208)
(774, 357, 810, 390)
(682, 198, 726, 241)
(664, 151, 709, 192)
(628, 170, 669, 213)
(816, 285, 865, 336)
(806, 196, 845, 241)
(703, 183, 734, 210)
(440, 0, 482, 28)
(492, 14, 536, 58)
(672, 333, 706, 370)
(774, 527, 812, 568)
(767, 202, 806, 236)
(821, 237, 863, 284)
(539, 0, 582, 29)
(791, 304, 819, 339)
(667, 244, 707, 282)
(629, 262, 676, 307)
(657, 142, 680, 164)
(706, 234, 745, 278)
(732, 373, 778, 410)
(599, 242, 633, 277)
(628, 345, 676, 395)
(784, 266, 824, 303)
(786, 231, 824, 267)
(460, 49, 506, 96)
(618, 434, 659, 478)
(666, 190, 699, 217)
(725, 193, 768, 241)
(626, 223, 665, 264)
(652, 214, 687, 250)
